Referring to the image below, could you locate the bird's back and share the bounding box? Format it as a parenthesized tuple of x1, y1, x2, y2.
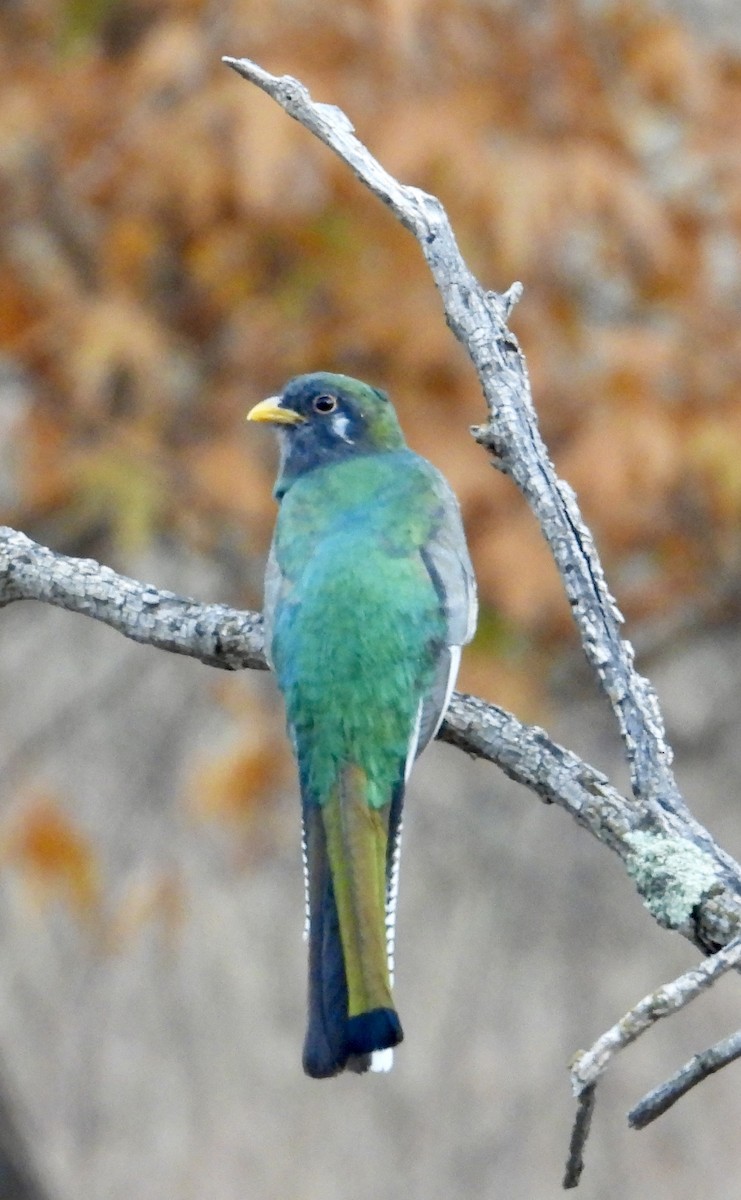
(270, 449, 449, 802)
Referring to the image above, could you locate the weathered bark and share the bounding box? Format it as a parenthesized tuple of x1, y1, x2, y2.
(2, 50, 741, 1193)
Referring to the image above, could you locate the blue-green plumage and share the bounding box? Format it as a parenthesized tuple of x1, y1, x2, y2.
(248, 372, 476, 1077)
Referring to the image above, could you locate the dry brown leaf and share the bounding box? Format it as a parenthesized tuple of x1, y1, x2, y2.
(0, 794, 101, 921)
(559, 405, 682, 545)
(184, 438, 277, 530)
(688, 418, 741, 523)
(127, 17, 204, 99)
(475, 512, 568, 632)
(65, 297, 170, 416)
(4, 0, 741, 664)
(231, 97, 327, 215)
(622, 16, 707, 112)
(191, 738, 287, 826)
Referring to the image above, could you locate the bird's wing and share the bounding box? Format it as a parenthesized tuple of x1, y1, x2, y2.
(421, 482, 478, 648)
(380, 488, 477, 1071)
(415, 481, 477, 755)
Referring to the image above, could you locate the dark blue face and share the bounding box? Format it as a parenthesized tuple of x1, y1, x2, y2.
(272, 373, 405, 496)
(281, 375, 372, 442)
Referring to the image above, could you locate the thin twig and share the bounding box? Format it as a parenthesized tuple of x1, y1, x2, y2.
(570, 935, 741, 1092)
(629, 1028, 741, 1129)
(563, 935, 741, 1178)
(222, 54, 680, 820)
(563, 1084, 596, 1190)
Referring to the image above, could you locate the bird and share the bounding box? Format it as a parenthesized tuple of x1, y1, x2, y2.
(247, 371, 477, 1078)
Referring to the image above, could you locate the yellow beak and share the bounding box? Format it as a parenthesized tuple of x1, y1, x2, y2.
(246, 397, 307, 426)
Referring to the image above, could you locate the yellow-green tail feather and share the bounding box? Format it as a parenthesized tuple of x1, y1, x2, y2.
(301, 764, 403, 1077)
(323, 765, 394, 1021)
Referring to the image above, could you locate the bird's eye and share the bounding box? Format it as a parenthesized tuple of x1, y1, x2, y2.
(313, 393, 337, 414)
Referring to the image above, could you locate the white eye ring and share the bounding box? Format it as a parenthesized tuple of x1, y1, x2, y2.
(313, 393, 337, 414)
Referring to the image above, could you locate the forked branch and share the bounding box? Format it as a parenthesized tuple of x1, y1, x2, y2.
(222, 55, 676, 818)
(0, 54, 740, 1188)
(565, 935, 741, 1186)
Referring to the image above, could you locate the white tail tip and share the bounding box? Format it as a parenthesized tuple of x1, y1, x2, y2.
(370, 1049, 394, 1073)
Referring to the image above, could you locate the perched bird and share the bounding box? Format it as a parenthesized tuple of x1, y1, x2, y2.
(248, 372, 477, 1078)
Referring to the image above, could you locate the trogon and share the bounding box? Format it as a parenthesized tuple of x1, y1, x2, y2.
(248, 372, 477, 1078)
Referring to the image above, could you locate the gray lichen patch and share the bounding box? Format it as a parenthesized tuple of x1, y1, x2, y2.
(625, 832, 719, 929)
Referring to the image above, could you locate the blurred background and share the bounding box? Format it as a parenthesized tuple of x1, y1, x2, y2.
(1, 0, 741, 1197)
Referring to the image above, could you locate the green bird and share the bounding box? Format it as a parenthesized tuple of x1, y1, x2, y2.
(248, 372, 477, 1078)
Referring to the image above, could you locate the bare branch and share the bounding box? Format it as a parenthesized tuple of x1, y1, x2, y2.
(3, 525, 741, 960)
(562, 936, 741, 1176)
(218, 68, 741, 1144)
(223, 54, 680, 818)
(0, 526, 266, 671)
(628, 1027, 741, 1130)
(1, 55, 740, 1178)
(563, 1084, 596, 1190)
(570, 935, 741, 1093)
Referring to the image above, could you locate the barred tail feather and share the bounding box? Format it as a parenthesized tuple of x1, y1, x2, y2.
(302, 805, 355, 1078)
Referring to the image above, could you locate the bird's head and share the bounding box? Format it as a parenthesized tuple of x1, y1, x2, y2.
(247, 372, 406, 498)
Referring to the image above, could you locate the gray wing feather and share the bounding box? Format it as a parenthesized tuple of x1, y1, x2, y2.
(416, 476, 477, 756)
(415, 647, 457, 756)
(421, 478, 477, 647)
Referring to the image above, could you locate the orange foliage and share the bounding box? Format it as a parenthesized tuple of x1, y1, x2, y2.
(0, 0, 740, 697)
(190, 683, 289, 830)
(0, 794, 101, 920)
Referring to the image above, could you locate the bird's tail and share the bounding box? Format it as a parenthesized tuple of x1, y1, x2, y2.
(302, 764, 403, 1078)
